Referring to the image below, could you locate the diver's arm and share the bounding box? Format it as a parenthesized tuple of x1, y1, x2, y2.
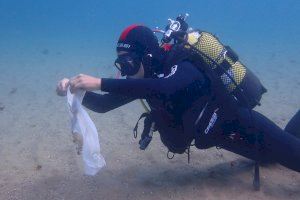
(82, 91, 136, 113)
(100, 78, 163, 99)
(101, 61, 208, 99)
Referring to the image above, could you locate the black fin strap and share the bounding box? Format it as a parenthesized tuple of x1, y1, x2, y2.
(133, 112, 149, 139)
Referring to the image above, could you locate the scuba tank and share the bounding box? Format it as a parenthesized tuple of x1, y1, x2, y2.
(159, 14, 267, 109)
(186, 31, 267, 108)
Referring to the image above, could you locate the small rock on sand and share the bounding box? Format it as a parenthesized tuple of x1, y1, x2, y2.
(0, 103, 4, 111)
(9, 88, 17, 94)
(35, 165, 42, 171)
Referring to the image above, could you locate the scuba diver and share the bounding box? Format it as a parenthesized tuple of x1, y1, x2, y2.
(57, 14, 300, 189)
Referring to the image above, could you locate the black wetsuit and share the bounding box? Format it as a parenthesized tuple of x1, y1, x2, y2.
(82, 61, 300, 172)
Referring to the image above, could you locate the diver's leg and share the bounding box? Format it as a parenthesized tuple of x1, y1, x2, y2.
(215, 134, 274, 163)
(284, 110, 300, 138)
(212, 116, 265, 162)
(237, 110, 300, 172)
(251, 110, 300, 172)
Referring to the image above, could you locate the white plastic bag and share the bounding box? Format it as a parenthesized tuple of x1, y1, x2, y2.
(67, 88, 106, 175)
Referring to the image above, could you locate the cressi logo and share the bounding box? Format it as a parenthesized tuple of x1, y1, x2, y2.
(204, 108, 219, 134)
(117, 43, 131, 48)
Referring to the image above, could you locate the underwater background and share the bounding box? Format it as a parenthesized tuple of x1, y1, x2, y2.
(0, 1, 299, 199)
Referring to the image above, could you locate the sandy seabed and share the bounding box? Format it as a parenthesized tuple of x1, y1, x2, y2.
(0, 47, 299, 200)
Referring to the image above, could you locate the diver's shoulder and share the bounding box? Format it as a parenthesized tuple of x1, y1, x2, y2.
(176, 60, 209, 83)
(176, 60, 202, 73)
(176, 60, 196, 68)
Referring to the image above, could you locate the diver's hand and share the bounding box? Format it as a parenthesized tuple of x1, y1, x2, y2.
(69, 74, 101, 93)
(56, 78, 70, 96)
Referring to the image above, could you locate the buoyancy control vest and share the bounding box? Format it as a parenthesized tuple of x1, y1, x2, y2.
(135, 30, 267, 156)
(161, 29, 268, 154)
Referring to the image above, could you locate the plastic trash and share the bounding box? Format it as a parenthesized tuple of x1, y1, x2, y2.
(67, 88, 106, 175)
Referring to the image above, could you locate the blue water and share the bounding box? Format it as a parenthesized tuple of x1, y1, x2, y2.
(0, 1, 300, 199)
(1, 0, 299, 60)
(0, 0, 299, 125)
(0, 0, 299, 116)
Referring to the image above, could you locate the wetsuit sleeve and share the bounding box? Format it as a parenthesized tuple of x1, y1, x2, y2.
(82, 91, 136, 113)
(100, 61, 208, 99)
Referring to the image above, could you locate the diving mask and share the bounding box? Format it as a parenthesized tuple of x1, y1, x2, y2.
(114, 52, 142, 76)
